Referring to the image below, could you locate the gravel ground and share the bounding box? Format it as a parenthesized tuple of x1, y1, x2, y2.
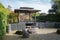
(5, 28, 60, 40)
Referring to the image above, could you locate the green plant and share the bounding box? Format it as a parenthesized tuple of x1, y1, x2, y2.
(0, 12, 7, 40)
(7, 13, 17, 24)
(0, 3, 10, 40)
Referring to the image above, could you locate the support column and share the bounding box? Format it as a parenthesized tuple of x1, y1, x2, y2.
(8, 24, 11, 33)
(17, 11, 20, 31)
(35, 12, 36, 23)
(29, 12, 31, 21)
(18, 11, 20, 22)
(34, 12, 36, 26)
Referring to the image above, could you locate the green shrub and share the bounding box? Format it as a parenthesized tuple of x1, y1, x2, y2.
(0, 12, 7, 40)
(7, 13, 18, 24)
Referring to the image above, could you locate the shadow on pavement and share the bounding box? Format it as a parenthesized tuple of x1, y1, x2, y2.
(5, 32, 60, 40)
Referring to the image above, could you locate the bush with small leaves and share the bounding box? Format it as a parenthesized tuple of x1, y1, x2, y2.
(0, 12, 7, 40)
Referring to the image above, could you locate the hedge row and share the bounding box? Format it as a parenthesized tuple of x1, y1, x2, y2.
(33, 14, 60, 22)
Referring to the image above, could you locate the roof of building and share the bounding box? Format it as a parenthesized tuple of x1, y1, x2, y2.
(48, 9, 56, 12)
(20, 7, 34, 9)
(14, 7, 40, 13)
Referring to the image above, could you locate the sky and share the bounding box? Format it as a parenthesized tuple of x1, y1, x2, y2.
(0, 0, 52, 13)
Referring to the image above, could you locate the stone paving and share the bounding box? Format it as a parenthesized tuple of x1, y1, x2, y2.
(5, 28, 60, 40)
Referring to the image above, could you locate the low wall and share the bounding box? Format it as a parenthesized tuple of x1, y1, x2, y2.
(7, 22, 60, 33)
(36, 22, 60, 28)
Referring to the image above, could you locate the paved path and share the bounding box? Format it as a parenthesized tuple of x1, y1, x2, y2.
(5, 28, 60, 40)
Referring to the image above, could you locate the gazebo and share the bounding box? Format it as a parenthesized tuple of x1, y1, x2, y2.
(14, 7, 40, 31)
(15, 7, 40, 22)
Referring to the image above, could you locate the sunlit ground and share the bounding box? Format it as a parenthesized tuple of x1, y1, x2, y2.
(5, 28, 60, 40)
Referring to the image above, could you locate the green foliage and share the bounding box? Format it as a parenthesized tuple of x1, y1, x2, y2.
(35, 16, 46, 22)
(52, 0, 60, 14)
(0, 3, 10, 40)
(32, 12, 40, 17)
(32, 12, 40, 22)
(7, 13, 18, 24)
(0, 12, 7, 40)
(0, 3, 10, 15)
(0, 3, 4, 8)
(34, 14, 60, 22)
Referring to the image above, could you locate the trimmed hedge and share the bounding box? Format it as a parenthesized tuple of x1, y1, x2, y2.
(33, 14, 60, 22)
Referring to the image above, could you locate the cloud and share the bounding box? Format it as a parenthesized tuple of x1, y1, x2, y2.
(0, 0, 52, 13)
(11, 0, 51, 13)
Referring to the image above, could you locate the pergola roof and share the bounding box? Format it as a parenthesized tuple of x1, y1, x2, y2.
(14, 7, 41, 13)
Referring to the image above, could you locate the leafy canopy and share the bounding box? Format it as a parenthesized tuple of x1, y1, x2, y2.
(0, 3, 10, 15)
(52, 0, 60, 14)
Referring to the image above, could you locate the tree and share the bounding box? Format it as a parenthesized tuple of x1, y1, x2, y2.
(0, 3, 10, 40)
(32, 12, 40, 21)
(0, 3, 10, 16)
(32, 12, 40, 17)
(52, 0, 60, 14)
(7, 12, 17, 24)
(0, 12, 7, 40)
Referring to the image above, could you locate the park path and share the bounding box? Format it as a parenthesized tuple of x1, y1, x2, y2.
(5, 28, 60, 40)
